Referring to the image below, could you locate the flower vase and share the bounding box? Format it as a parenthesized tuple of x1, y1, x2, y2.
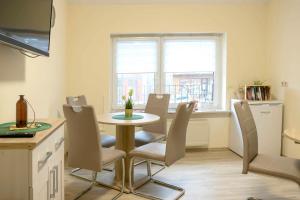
(125, 109, 133, 117)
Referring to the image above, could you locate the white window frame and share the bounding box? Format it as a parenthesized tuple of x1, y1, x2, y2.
(111, 33, 225, 110)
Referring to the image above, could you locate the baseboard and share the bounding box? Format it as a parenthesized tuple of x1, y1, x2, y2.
(186, 147, 229, 152)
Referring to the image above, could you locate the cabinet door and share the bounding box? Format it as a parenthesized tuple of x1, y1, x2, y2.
(31, 133, 53, 200)
(250, 104, 282, 156)
(34, 165, 51, 200)
(51, 147, 64, 200)
(51, 127, 65, 200)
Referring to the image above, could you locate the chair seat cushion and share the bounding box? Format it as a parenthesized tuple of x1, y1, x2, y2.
(135, 130, 166, 147)
(249, 154, 300, 183)
(101, 134, 116, 148)
(129, 143, 166, 162)
(102, 148, 125, 166)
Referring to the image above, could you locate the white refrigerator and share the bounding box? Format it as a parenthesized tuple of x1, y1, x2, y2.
(229, 99, 283, 157)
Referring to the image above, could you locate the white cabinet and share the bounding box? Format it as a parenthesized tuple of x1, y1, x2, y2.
(32, 126, 64, 200)
(0, 120, 64, 200)
(229, 100, 283, 157)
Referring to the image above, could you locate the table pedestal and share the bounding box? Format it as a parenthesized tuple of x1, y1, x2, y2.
(115, 125, 135, 189)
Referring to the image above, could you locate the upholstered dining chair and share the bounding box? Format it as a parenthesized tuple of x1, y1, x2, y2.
(135, 93, 170, 147)
(234, 101, 300, 184)
(63, 104, 126, 200)
(128, 101, 196, 200)
(66, 95, 116, 148)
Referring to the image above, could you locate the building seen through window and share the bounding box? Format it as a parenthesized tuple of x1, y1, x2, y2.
(112, 34, 224, 109)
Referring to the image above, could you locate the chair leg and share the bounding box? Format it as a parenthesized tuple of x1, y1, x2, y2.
(71, 166, 113, 177)
(134, 138, 166, 176)
(134, 159, 166, 176)
(71, 158, 125, 200)
(151, 162, 166, 176)
(129, 157, 185, 200)
(146, 160, 152, 178)
(72, 171, 97, 200)
(71, 167, 81, 174)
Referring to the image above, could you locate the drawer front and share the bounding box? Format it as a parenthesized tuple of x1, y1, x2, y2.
(52, 126, 64, 153)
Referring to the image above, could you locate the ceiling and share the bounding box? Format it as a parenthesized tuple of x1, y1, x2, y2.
(68, 0, 270, 5)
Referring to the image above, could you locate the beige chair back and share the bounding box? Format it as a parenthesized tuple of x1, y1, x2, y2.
(143, 94, 170, 135)
(165, 101, 196, 166)
(234, 101, 258, 173)
(63, 105, 102, 172)
(66, 95, 87, 106)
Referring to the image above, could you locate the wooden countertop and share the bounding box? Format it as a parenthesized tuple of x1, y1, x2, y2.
(0, 119, 65, 150)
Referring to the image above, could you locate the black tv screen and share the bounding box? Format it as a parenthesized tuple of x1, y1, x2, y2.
(0, 0, 53, 56)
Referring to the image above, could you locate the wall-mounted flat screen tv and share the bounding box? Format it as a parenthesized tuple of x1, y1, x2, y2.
(0, 0, 53, 56)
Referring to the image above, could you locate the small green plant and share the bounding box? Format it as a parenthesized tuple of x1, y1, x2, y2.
(253, 80, 265, 86)
(122, 89, 134, 109)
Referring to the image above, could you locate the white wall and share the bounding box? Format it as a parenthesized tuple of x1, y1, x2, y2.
(266, 0, 300, 158)
(66, 2, 268, 113)
(0, 0, 67, 122)
(66, 2, 268, 148)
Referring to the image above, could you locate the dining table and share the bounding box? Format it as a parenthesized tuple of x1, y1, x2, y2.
(97, 112, 160, 191)
(284, 130, 300, 144)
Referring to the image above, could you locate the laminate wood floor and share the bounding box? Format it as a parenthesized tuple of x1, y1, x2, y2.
(65, 150, 300, 200)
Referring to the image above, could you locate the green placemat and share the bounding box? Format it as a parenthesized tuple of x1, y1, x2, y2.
(112, 114, 144, 120)
(0, 122, 52, 134)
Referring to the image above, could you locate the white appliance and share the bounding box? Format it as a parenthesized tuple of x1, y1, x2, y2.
(229, 99, 283, 157)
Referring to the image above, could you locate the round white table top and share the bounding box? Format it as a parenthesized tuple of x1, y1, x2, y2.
(98, 112, 160, 126)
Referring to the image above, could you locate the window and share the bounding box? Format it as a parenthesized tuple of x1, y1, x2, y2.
(112, 34, 224, 110)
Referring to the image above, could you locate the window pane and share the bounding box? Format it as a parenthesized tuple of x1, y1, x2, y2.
(164, 39, 216, 73)
(112, 35, 222, 109)
(116, 40, 158, 73)
(116, 73, 155, 105)
(163, 39, 217, 106)
(165, 72, 214, 105)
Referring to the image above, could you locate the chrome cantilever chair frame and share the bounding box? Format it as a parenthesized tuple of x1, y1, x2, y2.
(134, 94, 170, 175)
(64, 104, 125, 199)
(66, 95, 115, 178)
(129, 158, 185, 200)
(72, 158, 125, 200)
(134, 150, 166, 177)
(128, 102, 195, 200)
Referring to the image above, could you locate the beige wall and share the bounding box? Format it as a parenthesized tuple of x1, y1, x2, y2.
(0, 0, 67, 122)
(266, 0, 300, 158)
(66, 3, 268, 114)
(1, 0, 299, 152)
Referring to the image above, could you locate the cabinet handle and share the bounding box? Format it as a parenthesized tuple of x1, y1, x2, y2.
(55, 137, 64, 150)
(38, 151, 52, 168)
(260, 111, 271, 114)
(50, 169, 56, 198)
(47, 180, 50, 200)
(54, 165, 59, 193)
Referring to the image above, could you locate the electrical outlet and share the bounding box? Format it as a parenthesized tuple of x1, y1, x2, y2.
(281, 81, 288, 87)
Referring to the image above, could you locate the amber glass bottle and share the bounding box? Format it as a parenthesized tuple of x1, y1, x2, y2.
(16, 95, 27, 128)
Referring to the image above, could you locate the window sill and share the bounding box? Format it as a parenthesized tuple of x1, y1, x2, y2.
(168, 109, 230, 118)
(111, 108, 230, 118)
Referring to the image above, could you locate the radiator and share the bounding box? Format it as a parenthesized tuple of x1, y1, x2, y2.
(167, 118, 209, 147)
(103, 118, 210, 148)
